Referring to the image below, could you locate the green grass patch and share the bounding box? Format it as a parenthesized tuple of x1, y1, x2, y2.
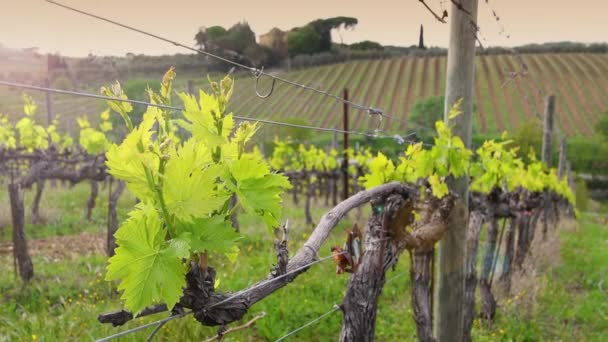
(1, 184, 606, 340)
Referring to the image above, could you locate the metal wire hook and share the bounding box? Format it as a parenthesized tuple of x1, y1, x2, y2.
(368, 108, 384, 134)
(393, 134, 406, 145)
(253, 67, 276, 99)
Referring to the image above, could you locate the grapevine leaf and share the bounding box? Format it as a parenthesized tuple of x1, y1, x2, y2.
(162, 144, 230, 222)
(106, 205, 187, 314)
(230, 155, 291, 229)
(105, 111, 158, 199)
(359, 152, 395, 189)
(428, 173, 449, 199)
(447, 98, 463, 120)
(22, 94, 37, 116)
(176, 215, 241, 255)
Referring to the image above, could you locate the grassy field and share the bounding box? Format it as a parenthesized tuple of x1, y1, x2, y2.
(2, 53, 607, 138)
(1, 184, 607, 341)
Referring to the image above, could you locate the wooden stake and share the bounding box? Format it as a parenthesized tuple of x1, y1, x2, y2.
(435, 1, 479, 340)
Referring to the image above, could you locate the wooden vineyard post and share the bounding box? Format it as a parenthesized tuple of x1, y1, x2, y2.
(541, 95, 555, 238)
(542, 95, 555, 166)
(45, 76, 54, 189)
(44, 78, 53, 125)
(187, 80, 195, 96)
(435, 0, 479, 341)
(342, 88, 349, 201)
(558, 136, 567, 179)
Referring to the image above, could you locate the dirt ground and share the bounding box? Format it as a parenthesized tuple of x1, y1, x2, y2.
(0, 232, 106, 259)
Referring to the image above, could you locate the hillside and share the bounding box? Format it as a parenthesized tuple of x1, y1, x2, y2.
(224, 53, 608, 136)
(1, 52, 607, 136)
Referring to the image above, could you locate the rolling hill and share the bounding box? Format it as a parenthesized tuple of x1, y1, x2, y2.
(1, 52, 607, 137)
(223, 53, 608, 136)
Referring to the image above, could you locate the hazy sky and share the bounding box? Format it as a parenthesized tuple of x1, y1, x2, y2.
(1, 0, 607, 56)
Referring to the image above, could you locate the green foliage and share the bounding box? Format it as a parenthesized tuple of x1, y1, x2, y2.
(266, 117, 313, 142)
(194, 22, 267, 66)
(350, 40, 384, 51)
(565, 137, 608, 175)
(0, 113, 17, 148)
(196, 23, 256, 55)
(269, 140, 351, 174)
(106, 204, 189, 313)
(409, 96, 445, 134)
(0, 95, 112, 154)
(102, 79, 159, 138)
(361, 104, 473, 199)
(222, 22, 257, 54)
(470, 138, 522, 193)
(596, 111, 608, 141)
(360, 104, 575, 204)
(510, 120, 543, 164)
(0, 185, 603, 341)
(15, 94, 48, 151)
(308, 17, 358, 52)
(104, 70, 290, 313)
(205, 26, 228, 41)
(287, 25, 321, 56)
(575, 179, 589, 212)
(77, 111, 112, 155)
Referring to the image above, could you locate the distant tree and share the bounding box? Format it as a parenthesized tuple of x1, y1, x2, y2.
(350, 40, 384, 51)
(287, 25, 321, 56)
(220, 22, 256, 54)
(409, 96, 445, 134)
(418, 25, 426, 50)
(194, 25, 228, 51)
(596, 111, 608, 141)
(196, 23, 256, 55)
(308, 17, 358, 52)
(510, 120, 543, 164)
(243, 44, 277, 67)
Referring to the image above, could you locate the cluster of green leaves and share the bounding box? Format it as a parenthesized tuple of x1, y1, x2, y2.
(76, 110, 113, 155)
(0, 94, 73, 151)
(269, 139, 373, 175)
(270, 141, 340, 172)
(360, 102, 576, 205)
(361, 104, 472, 198)
(470, 136, 523, 193)
(104, 69, 291, 314)
(472, 139, 575, 205)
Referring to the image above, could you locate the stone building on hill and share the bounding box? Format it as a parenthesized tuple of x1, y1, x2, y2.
(259, 27, 288, 58)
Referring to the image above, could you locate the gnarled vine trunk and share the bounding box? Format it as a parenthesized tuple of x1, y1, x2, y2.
(86, 180, 99, 221)
(31, 179, 45, 224)
(305, 179, 314, 226)
(410, 249, 435, 342)
(499, 216, 517, 294)
(340, 193, 414, 341)
(462, 209, 485, 342)
(107, 180, 125, 257)
(9, 183, 34, 282)
(479, 215, 498, 321)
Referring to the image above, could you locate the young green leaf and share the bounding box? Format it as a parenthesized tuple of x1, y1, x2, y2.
(106, 205, 188, 314)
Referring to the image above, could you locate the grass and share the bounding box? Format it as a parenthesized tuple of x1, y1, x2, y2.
(1, 184, 607, 341)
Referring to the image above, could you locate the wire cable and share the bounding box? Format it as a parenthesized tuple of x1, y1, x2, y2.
(274, 305, 341, 342)
(0, 80, 415, 142)
(95, 311, 193, 342)
(45, 0, 413, 128)
(94, 252, 344, 342)
(273, 270, 407, 341)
